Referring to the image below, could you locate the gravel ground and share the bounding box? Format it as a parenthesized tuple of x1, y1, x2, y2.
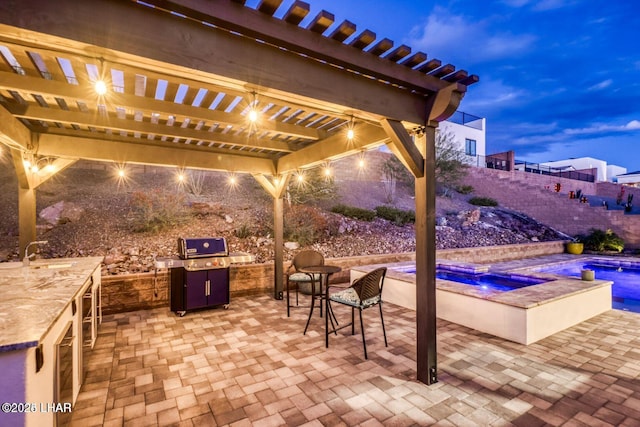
(0, 161, 568, 274)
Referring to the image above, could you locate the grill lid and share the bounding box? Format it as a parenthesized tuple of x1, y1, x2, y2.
(178, 237, 228, 259)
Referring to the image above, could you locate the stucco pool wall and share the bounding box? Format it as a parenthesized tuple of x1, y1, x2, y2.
(351, 260, 613, 345)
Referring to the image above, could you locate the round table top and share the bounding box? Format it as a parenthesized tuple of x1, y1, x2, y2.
(299, 265, 341, 275)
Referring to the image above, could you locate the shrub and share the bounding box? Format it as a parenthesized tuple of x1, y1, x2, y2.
(468, 197, 498, 207)
(381, 155, 413, 203)
(578, 229, 624, 253)
(435, 129, 469, 196)
(234, 223, 253, 239)
(375, 205, 415, 225)
(330, 204, 376, 221)
(128, 190, 188, 232)
(456, 185, 474, 195)
(284, 205, 327, 245)
(286, 168, 337, 205)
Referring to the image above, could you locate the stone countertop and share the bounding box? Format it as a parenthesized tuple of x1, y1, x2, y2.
(0, 257, 103, 352)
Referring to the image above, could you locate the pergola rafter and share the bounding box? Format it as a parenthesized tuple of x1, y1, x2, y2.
(0, 0, 478, 385)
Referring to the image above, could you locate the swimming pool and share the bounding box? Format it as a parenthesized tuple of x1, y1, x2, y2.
(535, 259, 640, 313)
(352, 260, 612, 344)
(396, 266, 549, 292)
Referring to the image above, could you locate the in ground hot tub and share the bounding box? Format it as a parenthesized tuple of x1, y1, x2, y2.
(351, 261, 613, 345)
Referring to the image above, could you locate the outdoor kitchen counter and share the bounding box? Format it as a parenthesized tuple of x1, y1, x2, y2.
(0, 256, 103, 352)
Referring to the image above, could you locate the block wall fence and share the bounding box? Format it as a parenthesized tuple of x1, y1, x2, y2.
(461, 168, 640, 247)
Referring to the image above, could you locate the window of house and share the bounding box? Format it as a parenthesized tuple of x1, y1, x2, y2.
(465, 138, 476, 156)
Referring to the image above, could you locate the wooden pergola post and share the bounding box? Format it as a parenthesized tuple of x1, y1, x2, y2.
(253, 173, 291, 299)
(10, 149, 36, 258)
(415, 125, 438, 384)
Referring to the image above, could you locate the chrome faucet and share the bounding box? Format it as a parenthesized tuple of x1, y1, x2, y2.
(23, 240, 48, 267)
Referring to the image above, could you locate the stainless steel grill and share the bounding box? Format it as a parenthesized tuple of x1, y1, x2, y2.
(153, 237, 254, 316)
(155, 237, 254, 271)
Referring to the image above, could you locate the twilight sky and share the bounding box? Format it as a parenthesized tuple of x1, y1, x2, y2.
(249, 0, 640, 171)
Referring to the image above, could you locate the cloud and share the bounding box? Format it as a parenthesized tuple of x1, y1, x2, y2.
(531, 0, 576, 11)
(564, 120, 640, 135)
(587, 79, 613, 91)
(500, 0, 576, 10)
(406, 7, 536, 64)
(460, 78, 529, 112)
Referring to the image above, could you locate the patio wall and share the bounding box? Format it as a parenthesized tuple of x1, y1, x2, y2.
(100, 241, 565, 314)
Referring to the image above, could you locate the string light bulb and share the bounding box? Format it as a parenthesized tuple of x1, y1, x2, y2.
(247, 91, 260, 125)
(227, 172, 238, 188)
(177, 173, 185, 183)
(21, 155, 56, 175)
(118, 168, 125, 178)
(95, 79, 107, 95)
(346, 116, 355, 141)
(248, 108, 258, 123)
(347, 128, 354, 140)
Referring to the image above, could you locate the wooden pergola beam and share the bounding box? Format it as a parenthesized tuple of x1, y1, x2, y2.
(36, 134, 276, 174)
(7, 104, 296, 153)
(34, 127, 276, 160)
(0, 71, 325, 141)
(380, 118, 424, 178)
(0, 104, 30, 151)
(145, 0, 453, 95)
(276, 123, 389, 173)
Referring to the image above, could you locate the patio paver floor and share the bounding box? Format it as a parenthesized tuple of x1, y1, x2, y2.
(71, 294, 640, 426)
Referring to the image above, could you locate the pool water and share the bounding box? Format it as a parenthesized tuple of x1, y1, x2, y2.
(436, 271, 547, 292)
(536, 261, 640, 313)
(396, 266, 548, 292)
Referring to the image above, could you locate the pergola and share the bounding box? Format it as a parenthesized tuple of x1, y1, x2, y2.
(0, 0, 477, 384)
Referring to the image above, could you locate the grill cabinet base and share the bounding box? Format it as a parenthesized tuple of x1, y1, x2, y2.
(171, 267, 230, 316)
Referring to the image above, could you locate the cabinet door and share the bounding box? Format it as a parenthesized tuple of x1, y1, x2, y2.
(207, 268, 229, 306)
(185, 270, 208, 310)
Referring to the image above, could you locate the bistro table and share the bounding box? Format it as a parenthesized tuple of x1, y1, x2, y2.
(299, 264, 342, 347)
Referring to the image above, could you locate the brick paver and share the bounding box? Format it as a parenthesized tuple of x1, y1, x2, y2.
(71, 295, 640, 426)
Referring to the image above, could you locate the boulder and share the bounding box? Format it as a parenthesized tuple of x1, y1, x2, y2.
(39, 201, 84, 225)
(284, 241, 299, 250)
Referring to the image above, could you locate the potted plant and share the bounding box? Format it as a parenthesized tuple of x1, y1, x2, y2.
(581, 269, 595, 281)
(566, 237, 584, 255)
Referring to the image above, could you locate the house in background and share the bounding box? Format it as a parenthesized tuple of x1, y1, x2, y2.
(439, 111, 486, 164)
(536, 157, 627, 182)
(615, 170, 640, 186)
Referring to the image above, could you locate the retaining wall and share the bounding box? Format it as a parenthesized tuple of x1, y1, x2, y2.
(462, 168, 640, 247)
